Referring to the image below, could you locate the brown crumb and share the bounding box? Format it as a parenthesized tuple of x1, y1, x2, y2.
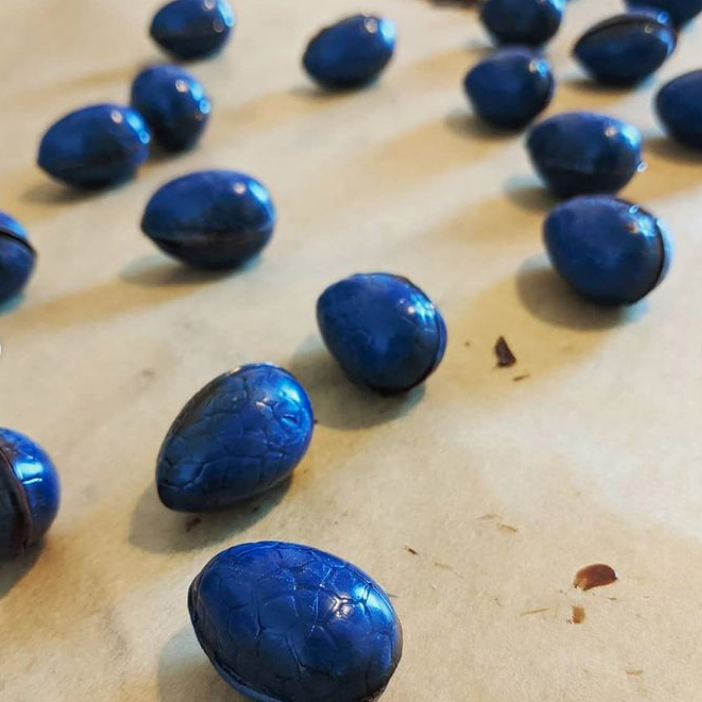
(494, 336, 517, 368)
(521, 608, 550, 617)
(626, 670, 644, 677)
(404, 546, 419, 556)
(387, 592, 400, 600)
(574, 564, 618, 591)
(498, 523, 518, 534)
(185, 517, 202, 532)
(313, 419, 319, 425)
(570, 605, 586, 624)
(477, 513, 500, 521)
(464, 341, 472, 347)
(513, 374, 530, 382)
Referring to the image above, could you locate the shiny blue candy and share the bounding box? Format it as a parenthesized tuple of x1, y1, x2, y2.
(656, 70, 702, 150)
(574, 11, 676, 87)
(0, 428, 60, 558)
(38, 104, 151, 189)
(150, 0, 235, 61)
(480, 0, 565, 46)
(189, 541, 403, 702)
(526, 112, 644, 199)
(625, 0, 702, 27)
(317, 273, 447, 395)
(303, 14, 396, 90)
(544, 195, 672, 305)
(464, 47, 554, 130)
(156, 364, 314, 512)
(141, 170, 276, 270)
(0, 211, 35, 305)
(130, 65, 211, 152)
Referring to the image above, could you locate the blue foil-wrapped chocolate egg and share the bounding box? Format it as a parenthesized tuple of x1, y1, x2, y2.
(189, 541, 403, 702)
(526, 112, 644, 199)
(0, 428, 60, 558)
(141, 170, 276, 270)
(38, 104, 151, 189)
(156, 364, 314, 512)
(150, 0, 235, 61)
(303, 14, 396, 90)
(656, 70, 702, 150)
(480, 0, 565, 46)
(0, 211, 36, 305)
(130, 65, 211, 152)
(544, 195, 672, 305)
(317, 273, 447, 395)
(464, 47, 555, 130)
(625, 0, 702, 27)
(573, 11, 676, 87)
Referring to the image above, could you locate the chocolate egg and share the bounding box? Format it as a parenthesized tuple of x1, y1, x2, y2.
(189, 541, 403, 702)
(0, 428, 60, 558)
(317, 273, 447, 394)
(156, 364, 314, 512)
(526, 112, 644, 198)
(141, 170, 276, 269)
(0, 211, 35, 305)
(38, 104, 151, 189)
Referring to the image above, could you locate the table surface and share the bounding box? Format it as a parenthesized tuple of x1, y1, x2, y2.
(1, 1, 701, 700)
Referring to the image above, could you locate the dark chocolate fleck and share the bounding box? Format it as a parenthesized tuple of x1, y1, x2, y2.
(574, 564, 618, 591)
(404, 546, 419, 556)
(521, 608, 549, 616)
(185, 516, 202, 532)
(570, 605, 586, 624)
(498, 523, 518, 533)
(513, 374, 530, 382)
(494, 336, 517, 368)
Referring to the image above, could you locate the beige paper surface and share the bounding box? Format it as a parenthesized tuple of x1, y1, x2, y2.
(1, 1, 701, 700)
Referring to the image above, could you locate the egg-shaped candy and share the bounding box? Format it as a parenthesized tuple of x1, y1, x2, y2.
(130, 65, 211, 152)
(544, 195, 672, 305)
(303, 14, 396, 90)
(38, 104, 151, 189)
(189, 541, 403, 702)
(656, 70, 702, 150)
(464, 47, 555, 130)
(625, 0, 702, 28)
(0, 428, 60, 558)
(156, 364, 313, 512)
(480, 0, 565, 46)
(141, 170, 276, 269)
(0, 211, 36, 305)
(526, 112, 644, 199)
(573, 11, 676, 87)
(150, 0, 235, 61)
(317, 273, 447, 395)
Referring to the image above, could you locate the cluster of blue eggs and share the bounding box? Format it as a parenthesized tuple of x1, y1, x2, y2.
(2, 1, 701, 700)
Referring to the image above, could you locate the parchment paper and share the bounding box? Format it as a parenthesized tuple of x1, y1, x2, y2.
(1, 1, 701, 700)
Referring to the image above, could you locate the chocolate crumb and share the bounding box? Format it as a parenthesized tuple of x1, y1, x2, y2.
(494, 336, 517, 368)
(626, 670, 644, 677)
(464, 341, 472, 347)
(513, 374, 530, 382)
(521, 608, 549, 616)
(185, 516, 202, 532)
(498, 523, 518, 533)
(574, 564, 618, 591)
(570, 605, 586, 624)
(404, 546, 419, 556)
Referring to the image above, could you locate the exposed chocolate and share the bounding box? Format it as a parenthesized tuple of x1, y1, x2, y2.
(573, 564, 618, 591)
(494, 336, 517, 367)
